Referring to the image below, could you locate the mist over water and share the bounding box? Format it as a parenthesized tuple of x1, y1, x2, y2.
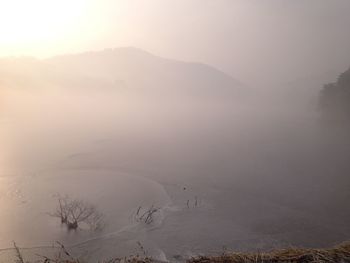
(1, 1, 350, 261)
(0, 49, 350, 261)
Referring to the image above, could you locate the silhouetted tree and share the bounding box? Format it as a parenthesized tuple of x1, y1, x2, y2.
(50, 195, 104, 231)
(319, 67, 350, 122)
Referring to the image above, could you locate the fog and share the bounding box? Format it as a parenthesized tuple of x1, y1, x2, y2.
(1, 1, 350, 262)
(0, 46, 349, 262)
(2, 0, 350, 86)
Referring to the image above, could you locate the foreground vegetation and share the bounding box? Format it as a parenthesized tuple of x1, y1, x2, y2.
(189, 242, 350, 263)
(13, 241, 350, 263)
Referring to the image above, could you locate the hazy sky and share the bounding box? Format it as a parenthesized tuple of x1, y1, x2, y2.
(0, 0, 350, 85)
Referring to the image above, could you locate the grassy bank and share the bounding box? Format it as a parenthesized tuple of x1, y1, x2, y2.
(14, 241, 350, 263)
(189, 242, 350, 263)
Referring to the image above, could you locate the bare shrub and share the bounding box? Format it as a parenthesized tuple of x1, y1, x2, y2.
(51, 195, 70, 224)
(13, 242, 25, 263)
(134, 205, 160, 224)
(50, 195, 104, 231)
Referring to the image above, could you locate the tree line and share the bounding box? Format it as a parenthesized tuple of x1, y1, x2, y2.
(319, 67, 350, 122)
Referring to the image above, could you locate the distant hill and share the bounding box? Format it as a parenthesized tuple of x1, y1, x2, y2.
(319, 67, 350, 122)
(45, 47, 243, 99)
(0, 47, 243, 101)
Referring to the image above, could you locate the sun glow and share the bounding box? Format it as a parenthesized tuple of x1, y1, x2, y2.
(0, 0, 91, 57)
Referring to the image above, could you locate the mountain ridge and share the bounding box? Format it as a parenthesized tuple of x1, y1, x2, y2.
(1, 47, 243, 100)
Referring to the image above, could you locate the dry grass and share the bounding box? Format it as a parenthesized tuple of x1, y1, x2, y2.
(189, 242, 350, 263)
(13, 241, 350, 262)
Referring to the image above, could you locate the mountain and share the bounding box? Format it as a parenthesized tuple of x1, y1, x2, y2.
(0, 48, 245, 143)
(43, 47, 243, 99)
(0, 48, 243, 101)
(0, 47, 242, 102)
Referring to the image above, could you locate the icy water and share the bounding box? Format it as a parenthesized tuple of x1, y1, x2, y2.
(0, 170, 170, 249)
(1, 91, 350, 262)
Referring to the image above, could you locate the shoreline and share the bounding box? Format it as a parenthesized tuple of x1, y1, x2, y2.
(0, 168, 171, 256)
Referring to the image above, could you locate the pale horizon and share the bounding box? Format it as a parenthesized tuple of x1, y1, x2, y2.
(1, 0, 350, 85)
(1, 1, 350, 261)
